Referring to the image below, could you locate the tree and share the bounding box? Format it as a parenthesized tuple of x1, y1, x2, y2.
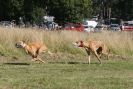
(0, 0, 24, 20)
(47, 0, 92, 23)
(23, 0, 46, 23)
(92, 0, 133, 20)
(0, 0, 133, 24)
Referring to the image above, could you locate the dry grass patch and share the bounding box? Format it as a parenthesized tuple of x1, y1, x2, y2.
(0, 27, 133, 58)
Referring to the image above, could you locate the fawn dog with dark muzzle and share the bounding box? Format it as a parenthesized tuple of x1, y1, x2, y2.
(15, 41, 53, 63)
(73, 40, 110, 64)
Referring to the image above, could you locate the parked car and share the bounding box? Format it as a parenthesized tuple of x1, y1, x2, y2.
(0, 21, 12, 28)
(109, 24, 121, 31)
(121, 24, 133, 31)
(94, 25, 105, 32)
(121, 21, 133, 31)
(83, 20, 98, 28)
(83, 25, 94, 32)
(82, 20, 98, 32)
(64, 23, 84, 32)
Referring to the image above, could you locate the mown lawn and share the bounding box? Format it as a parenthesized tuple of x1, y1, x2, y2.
(0, 57, 133, 89)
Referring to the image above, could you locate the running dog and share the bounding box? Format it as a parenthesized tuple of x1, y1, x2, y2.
(15, 41, 53, 63)
(73, 40, 110, 64)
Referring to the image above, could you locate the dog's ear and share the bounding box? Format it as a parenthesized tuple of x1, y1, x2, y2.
(22, 40, 26, 43)
(80, 40, 83, 43)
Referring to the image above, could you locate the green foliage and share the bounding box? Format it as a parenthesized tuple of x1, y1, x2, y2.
(48, 0, 92, 23)
(92, 0, 133, 20)
(0, 0, 133, 23)
(0, 0, 92, 23)
(23, 0, 46, 23)
(32, 7, 45, 23)
(0, 0, 24, 20)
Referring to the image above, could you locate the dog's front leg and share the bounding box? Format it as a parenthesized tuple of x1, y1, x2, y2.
(25, 49, 29, 54)
(85, 48, 91, 64)
(88, 54, 91, 64)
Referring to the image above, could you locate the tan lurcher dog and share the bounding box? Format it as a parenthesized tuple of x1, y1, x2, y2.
(73, 40, 110, 64)
(15, 41, 53, 63)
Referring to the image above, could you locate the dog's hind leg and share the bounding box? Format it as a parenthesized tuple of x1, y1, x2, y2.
(92, 50, 102, 64)
(96, 47, 102, 58)
(37, 58, 45, 63)
(102, 50, 110, 60)
(31, 54, 45, 63)
(32, 58, 37, 61)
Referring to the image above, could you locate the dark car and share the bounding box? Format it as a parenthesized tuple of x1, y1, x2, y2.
(109, 24, 121, 31)
(94, 25, 105, 32)
(0, 21, 12, 28)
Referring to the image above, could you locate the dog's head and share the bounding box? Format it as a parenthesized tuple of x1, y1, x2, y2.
(73, 40, 84, 47)
(15, 41, 26, 48)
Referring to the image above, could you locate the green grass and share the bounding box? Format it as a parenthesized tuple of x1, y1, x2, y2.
(0, 57, 133, 89)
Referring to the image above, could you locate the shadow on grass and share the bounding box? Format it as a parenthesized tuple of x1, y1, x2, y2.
(3, 62, 30, 65)
(49, 61, 100, 65)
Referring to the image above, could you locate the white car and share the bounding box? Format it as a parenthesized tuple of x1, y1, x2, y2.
(84, 25, 94, 32)
(83, 20, 98, 32)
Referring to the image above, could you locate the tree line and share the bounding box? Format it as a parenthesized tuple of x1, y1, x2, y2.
(0, 0, 132, 24)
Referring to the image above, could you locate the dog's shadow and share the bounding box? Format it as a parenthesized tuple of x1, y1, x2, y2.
(3, 61, 100, 65)
(3, 62, 30, 65)
(49, 61, 99, 64)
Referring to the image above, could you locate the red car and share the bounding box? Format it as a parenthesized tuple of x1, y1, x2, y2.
(121, 21, 133, 31)
(64, 23, 84, 32)
(121, 25, 133, 31)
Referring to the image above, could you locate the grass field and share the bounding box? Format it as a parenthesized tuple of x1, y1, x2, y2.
(0, 57, 133, 89)
(0, 27, 133, 89)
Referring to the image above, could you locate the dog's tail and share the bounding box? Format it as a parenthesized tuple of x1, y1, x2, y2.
(108, 51, 127, 60)
(106, 48, 111, 60)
